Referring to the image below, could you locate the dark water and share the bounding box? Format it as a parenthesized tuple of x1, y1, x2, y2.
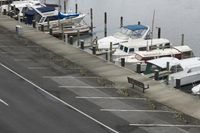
(47, 0, 200, 56)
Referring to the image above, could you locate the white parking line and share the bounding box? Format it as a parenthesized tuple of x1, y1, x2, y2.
(100, 109, 173, 113)
(76, 97, 146, 100)
(43, 76, 100, 79)
(28, 67, 48, 70)
(60, 86, 114, 89)
(129, 123, 200, 128)
(0, 98, 9, 106)
(0, 62, 119, 133)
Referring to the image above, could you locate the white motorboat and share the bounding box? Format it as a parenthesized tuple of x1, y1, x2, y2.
(31, 6, 86, 27)
(116, 45, 193, 72)
(167, 57, 200, 87)
(97, 24, 151, 51)
(113, 38, 171, 61)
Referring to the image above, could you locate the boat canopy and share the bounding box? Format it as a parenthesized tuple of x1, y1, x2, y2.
(123, 25, 148, 31)
(147, 57, 180, 69)
(36, 6, 55, 13)
(58, 12, 79, 19)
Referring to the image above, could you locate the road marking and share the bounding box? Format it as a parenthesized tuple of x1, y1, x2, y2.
(60, 86, 114, 89)
(43, 76, 100, 79)
(0, 99, 9, 106)
(76, 97, 146, 100)
(28, 67, 48, 70)
(14, 59, 31, 62)
(129, 123, 200, 128)
(100, 109, 173, 113)
(0, 63, 119, 133)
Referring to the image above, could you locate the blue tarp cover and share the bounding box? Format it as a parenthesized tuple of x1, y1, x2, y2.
(123, 25, 148, 31)
(36, 6, 55, 13)
(58, 12, 79, 19)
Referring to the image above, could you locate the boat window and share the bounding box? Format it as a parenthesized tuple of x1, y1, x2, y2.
(159, 44, 163, 49)
(120, 45, 124, 50)
(124, 47, 128, 53)
(139, 47, 147, 51)
(164, 43, 170, 48)
(34, 13, 42, 22)
(149, 45, 157, 50)
(132, 29, 147, 39)
(129, 48, 134, 53)
(170, 65, 183, 73)
(45, 15, 58, 22)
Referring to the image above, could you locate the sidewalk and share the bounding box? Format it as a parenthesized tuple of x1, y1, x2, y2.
(1, 15, 200, 120)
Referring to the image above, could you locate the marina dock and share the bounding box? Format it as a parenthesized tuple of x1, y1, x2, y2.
(1, 15, 200, 121)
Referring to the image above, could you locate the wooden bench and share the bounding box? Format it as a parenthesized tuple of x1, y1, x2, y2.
(127, 77, 149, 93)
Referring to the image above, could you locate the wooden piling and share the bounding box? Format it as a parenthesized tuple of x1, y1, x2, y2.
(32, 20, 36, 28)
(121, 58, 125, 67)
(75, 3, 78, 13)
(158, 27, 161, 38)
(154, 69, 159, 80)
(64, 0, 67, 13)
(69, 36, 74, 45)
(120, 16, 123, 28)
(104, 12, 107, 37)
(90, 8, 93, 34)
(136, 63, 141, 73)
(80, 40, 84, 50)
(181, 34, 184, 46)
(109, 42, 112, 62)
(166, 62, 170, 84)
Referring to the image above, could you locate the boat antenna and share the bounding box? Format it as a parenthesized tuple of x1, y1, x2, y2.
(150, 10, 156, 49)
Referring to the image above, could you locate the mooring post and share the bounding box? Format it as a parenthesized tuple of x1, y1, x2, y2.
(92, 46, 96, 55)
(49, 27, 53, 35)
(136, 63, 141, 73)
(80, 40, 84, 50)
(121, 58, 125, 67)
(181, 34, 184, 46)
(32, 20, 36, 28)
(75, 3, 78, 13)
(77, 30, 80, 46)
(47, 18, 50, 30)
(41, 25, 44, 32)
(105, 52, 108, 60)
(154, 69, 159, 80)
(64, 0, 67, 13)
(104, 12, 107, 37)
(166, 61, 170, 84)
(158, 27, 161, 38)
(69, 36, 74, 45)
(138, 21, 141, 25)
(61, 24, 64, 40)
(120, 16, 123, 28)
(90, 8, 93, 34)
(3, 9, 6, 15)
(109, 42, 112, 62)
(176, 79, 181, 89)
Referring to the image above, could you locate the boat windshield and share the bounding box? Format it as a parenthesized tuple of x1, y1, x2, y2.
(113, 28, 132, 39)
(123, 47, 129, 53)
(120, 45, 124, 50)
(131, 29, 148, 39)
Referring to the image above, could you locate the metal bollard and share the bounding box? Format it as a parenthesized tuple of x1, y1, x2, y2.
(121, 58, 125, 67)
(175, 79, 181, 89)
(3, 9, 6, 15)
(80, 40, 84, 50)
(105, 52, 108, 60)
(32, 20, 36, 28)
(136, 63, 141, 73)
(154, 69, 159, 80)
(69, 36, 74, 45)
(92, 46, 96, 55)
